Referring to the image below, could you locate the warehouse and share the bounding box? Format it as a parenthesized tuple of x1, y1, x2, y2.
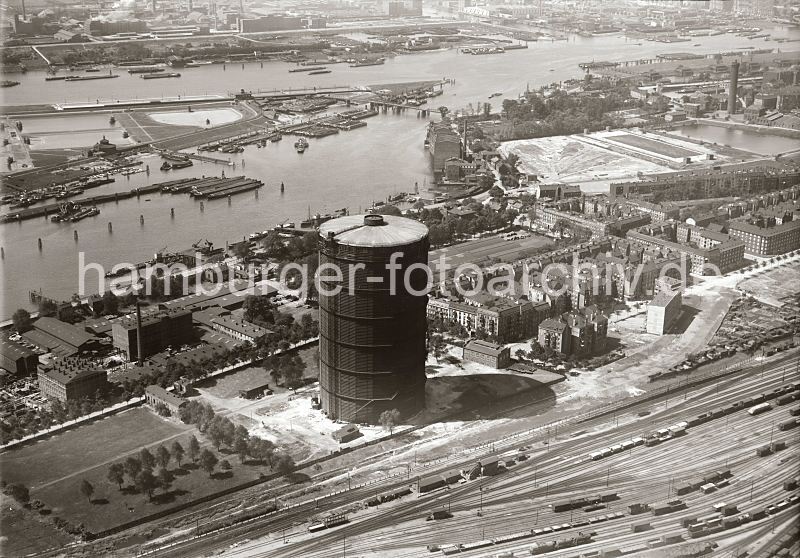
(0, 339, 39, 376)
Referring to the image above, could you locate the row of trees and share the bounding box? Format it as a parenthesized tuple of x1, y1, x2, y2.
(0, 393, 107, 444)
(100, 437, 232, 504)
(179, 400, 295, 473)
(500, 82, 630, 140)
(417, 202, 519, 248)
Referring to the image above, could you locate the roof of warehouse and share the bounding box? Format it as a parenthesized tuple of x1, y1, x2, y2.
(319, 214, 429, 247)
(33, 317, 94, 349)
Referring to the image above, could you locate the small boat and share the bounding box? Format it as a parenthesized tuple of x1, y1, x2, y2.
(141, 72, 181, 79)
(308, 69, 331, 75)
(160, 161, 172, 171)
(294, 137, 309, 153)
(64, 74, 119, 81)
(270, 134, 282, 142)
(489, 92, 502, 98)
(693, 43, 701, 46)
(289, 66, 326, 73)
(45, 76, 66, 81)
(1, 80, 20, 87)
(350, 57, 385, 67)
(85, 68, 101, 72)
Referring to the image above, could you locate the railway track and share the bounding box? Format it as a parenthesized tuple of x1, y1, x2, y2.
(148, 356, 800, 558)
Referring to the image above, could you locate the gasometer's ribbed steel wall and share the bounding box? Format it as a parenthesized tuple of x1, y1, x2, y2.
(317, 214, 429, 424)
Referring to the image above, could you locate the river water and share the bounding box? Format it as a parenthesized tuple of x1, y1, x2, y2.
(1, 28, 797, 318)
(668, 123, 800, 156)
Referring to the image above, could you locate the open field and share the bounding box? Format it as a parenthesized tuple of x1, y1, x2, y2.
(604, 131, 701, 159)
(738, 264, 800, 308)
(1, 408, 188, 489)
(499, 134, 669, 186)
(147, 108, 242, 128)
(0, 407, 272, 537)
(429, 233, 553, 277)
(0, 496, 73, 557)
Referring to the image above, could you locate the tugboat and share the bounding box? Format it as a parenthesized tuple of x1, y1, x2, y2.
(294, 137, 309, 153)
(160, 161, 172, 171)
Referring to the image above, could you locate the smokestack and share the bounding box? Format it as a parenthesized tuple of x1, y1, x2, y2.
(728, 60, 739, 116)
(240, 0, 244, 12)
(135, 301, 144, 366)
(188, 0, 192, 11)
(21, 0, 26, 20)
(462, 119, 467, 159)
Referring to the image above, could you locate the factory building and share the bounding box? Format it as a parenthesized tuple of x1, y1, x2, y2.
(318, 214, 429, 424)
(38, 357, 108, 402)
(0, 339, 39, 376)
(112, 309, 194, 361)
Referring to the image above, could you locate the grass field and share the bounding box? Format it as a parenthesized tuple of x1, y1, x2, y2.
(0, 496, 73, 557)
(1, 406, 275, 535)
(1, 408, 188, 490)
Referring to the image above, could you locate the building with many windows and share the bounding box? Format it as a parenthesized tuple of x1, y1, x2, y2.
(727, 216, 800, 256)
(112, 309, 194, 361)
(427, 292, 546, 342)
(144, 385, 186, 416)
(462, 339, 511, 369)
(38, 357, 108, 402)
(0, 339, 39, 376)
(210, 316, 271, 344)
(537, 307, 608, 356)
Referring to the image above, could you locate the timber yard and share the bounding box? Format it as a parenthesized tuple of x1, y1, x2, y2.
(1, 1, 800, 558)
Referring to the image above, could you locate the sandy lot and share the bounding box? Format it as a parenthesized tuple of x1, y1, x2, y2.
(147, 108, 243, 127)
(499, 134, 668, 185)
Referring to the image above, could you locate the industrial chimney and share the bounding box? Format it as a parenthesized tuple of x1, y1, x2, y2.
(728, 60, 740, 116)
(135, 301, 144, 366)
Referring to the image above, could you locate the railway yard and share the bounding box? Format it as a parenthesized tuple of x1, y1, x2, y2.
(140, 351, 800, 558)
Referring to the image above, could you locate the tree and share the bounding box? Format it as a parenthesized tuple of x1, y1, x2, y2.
(38, 299, 58, 317)
(157, 468, 172, 494)
(140, 448, 156, 470)
(171, 441, 185, 466)
(12, 309, 32, 333)
(379, 408, 401, 435)
(80, 479, 94, 502)
(188, 435, 201, 462)
(4, 483, 30, 504)
(274, 453, 295, 476)
(220, 459, 232, 471)
(107, 463, 125, 490)
(199, 449, 218, 477)
(376, 204, 402, 216)
(135, 470, 157, 500)
(102, 291, 119, 315)
(429, 334, 447, 362)
(156, 445, 171, 470)
(124, 456, 142, 481)
(234, 437, 250, 463)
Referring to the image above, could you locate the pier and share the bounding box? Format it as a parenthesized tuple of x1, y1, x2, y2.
(368, 101, 431, 116)
(0, 177, 261, 223)
(158, 148, 233, 165)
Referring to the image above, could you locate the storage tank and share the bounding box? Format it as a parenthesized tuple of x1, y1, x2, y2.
(318, 214, 429, 424)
